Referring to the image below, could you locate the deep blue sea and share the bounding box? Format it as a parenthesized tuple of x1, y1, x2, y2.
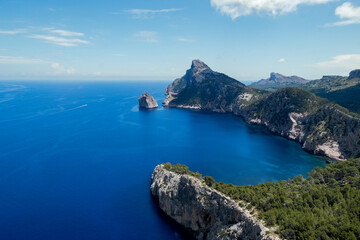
(0, 81, 326, 240)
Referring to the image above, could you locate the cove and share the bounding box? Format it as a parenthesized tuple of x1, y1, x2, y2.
(0, 81, 326, 240)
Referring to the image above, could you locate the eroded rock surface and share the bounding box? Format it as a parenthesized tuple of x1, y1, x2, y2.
(138, 92, 158, 109)
(151, 165, 280, 240)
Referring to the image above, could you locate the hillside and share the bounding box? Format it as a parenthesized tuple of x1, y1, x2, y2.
(301, 71, 360, 114)
(164, 60, 266, 112)
(156, 158, 360, 239)
(317, 84, 360, 114)
(164, 60, 360, 160)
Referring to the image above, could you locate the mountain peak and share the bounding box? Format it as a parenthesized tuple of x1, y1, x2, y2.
(191, 59, 211, 72)
(270, 72, 281, 81)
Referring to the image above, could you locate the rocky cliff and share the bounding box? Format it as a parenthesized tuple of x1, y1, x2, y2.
(240, 88, 360, 160)
(151, 164, 280, 240)
(164, 60, 360, 160)
(164, 60, 264, 113)
(138, 92, 158, 109)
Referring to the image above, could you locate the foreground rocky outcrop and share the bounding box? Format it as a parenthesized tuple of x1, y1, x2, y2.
(138, 92, 158, 109)
(163, 60, 360, 160)
(151, 164, 280, 240)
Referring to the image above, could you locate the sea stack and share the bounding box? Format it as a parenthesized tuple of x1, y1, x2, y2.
(138, 92, 158, 109)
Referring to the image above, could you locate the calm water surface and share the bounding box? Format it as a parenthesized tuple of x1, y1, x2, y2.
(0, 81, 326, 239)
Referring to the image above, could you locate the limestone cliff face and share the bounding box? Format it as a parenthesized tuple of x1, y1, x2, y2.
(163, 60, 263, 113)
(163, 60, 360, 161)
(138, 92, 158, 109)
(150, 165, 280, 240)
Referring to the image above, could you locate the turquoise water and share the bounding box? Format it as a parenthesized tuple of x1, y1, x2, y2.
(0, 81, 326, 239)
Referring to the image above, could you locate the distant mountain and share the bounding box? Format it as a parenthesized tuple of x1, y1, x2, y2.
(250, 72, 310, 91)
(164, 60, 360, 160)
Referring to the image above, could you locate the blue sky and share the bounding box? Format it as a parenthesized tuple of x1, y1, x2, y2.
(0, 0, 360, 81)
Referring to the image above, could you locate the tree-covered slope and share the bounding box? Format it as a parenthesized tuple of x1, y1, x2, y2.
(164, 61, 360, 160)
(294, 70, 360, 114)
(166, 159, 360, 240)
(314, 83, 360, 114)
(207, 158, 360, 240)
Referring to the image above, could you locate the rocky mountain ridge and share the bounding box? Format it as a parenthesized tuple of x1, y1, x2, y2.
(164, 60, 360, 160)
(164, 59, 264, 113)
(250, 72, 309, 91)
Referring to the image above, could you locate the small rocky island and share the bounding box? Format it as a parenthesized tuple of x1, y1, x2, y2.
(151, 164, 279, 240)
(138, 92, 158, 109)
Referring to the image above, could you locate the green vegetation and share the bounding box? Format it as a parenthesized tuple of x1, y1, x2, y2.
(165, 159, 360, 239)
(163, 163, 202, 179)
(315, 84, 360, 115)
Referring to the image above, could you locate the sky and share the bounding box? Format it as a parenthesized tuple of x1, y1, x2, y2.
(0, 0, 360, 82)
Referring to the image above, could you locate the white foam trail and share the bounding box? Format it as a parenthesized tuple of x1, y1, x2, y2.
(69, 104, 88, 111)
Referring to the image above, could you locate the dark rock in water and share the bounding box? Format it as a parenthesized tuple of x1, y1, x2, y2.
(250, 72, 309, 91)
(348, 69, 360, 80)
(138, 92, 158, 109)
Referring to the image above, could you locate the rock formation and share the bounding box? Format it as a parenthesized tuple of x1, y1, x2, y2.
(138, 92, 158, 109)
(348, 69, 360, 80)
(151, 164, 280, 240)
(163, 60, 360, 160)
(163, 59, 262, 113)
(251, 72, 309, 90)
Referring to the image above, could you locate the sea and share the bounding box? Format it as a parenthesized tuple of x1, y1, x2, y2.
(0, 81, 326, 240)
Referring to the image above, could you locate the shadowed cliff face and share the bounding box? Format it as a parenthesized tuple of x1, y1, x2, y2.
(164, 60, 263, 112)
(163, 60, 360, 160)
(150, 164, 280, 240)
(349, 69, 360, 80)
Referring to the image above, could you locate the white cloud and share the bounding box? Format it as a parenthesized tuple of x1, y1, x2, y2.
(120, 8, 182, 18)
(327, 2, 360, 26)
(176, 37, 195, 42)
(51, 62, 75, 74)
(0, 29, 27, 35)
(210, 0, 335, 19)
(278, 58, 286, 63)
(47, 29, 84, 37)
(29, 34, 90, 47)
(0, 56, 44, 64)
(315, 54, 360, 74)
(133, 31, 158, 43)
(0, 27, 89, 47)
